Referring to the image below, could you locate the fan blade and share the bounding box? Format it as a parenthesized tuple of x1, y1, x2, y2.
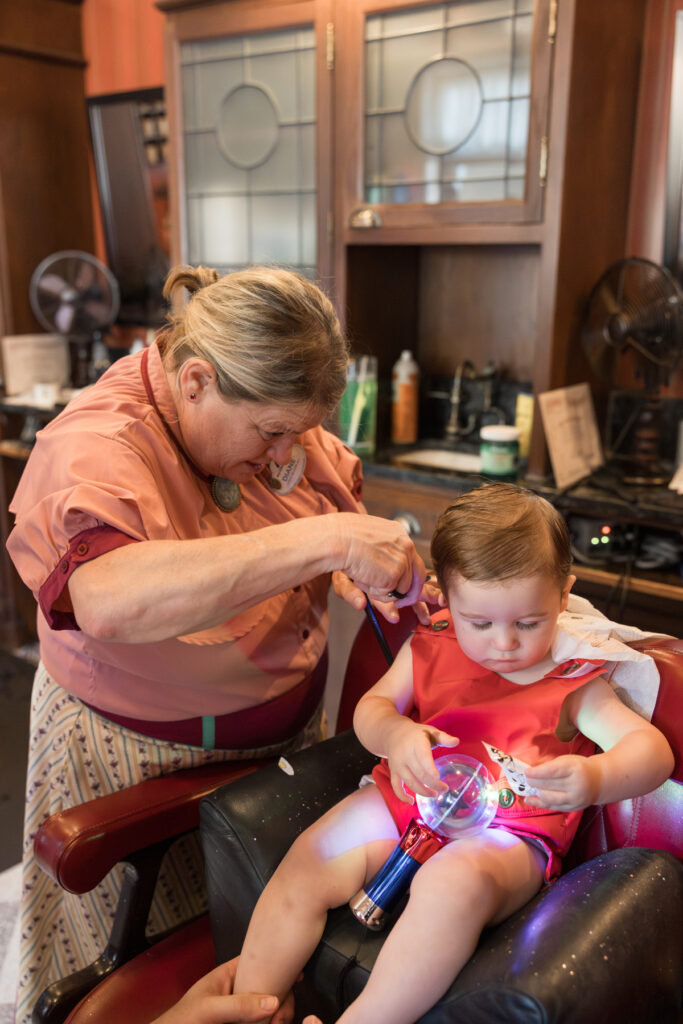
(593, 279, 623, 319)
(36, 273, 73, 300)
(72, 299, 114, 330)
(54, 302, 76, 333)
(582, 326, 618, 381)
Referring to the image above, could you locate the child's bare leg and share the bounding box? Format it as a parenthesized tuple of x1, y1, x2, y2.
(337, 829, 546, 1024)
(234, 785, 398, 1009)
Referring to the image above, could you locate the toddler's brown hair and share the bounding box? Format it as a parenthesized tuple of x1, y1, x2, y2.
(431, 483, 572, 591)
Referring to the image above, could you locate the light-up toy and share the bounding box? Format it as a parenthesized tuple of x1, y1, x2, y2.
(350, 754, 498, 929)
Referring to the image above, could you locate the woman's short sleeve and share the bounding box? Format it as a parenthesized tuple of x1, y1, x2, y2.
(8, 428, 165, 599)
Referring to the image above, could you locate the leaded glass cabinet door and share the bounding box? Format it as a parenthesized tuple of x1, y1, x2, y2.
(163, 0, 332, 283)
(337, 0, 554, 234)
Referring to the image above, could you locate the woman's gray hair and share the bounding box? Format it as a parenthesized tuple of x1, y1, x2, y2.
(159, 264, 349, 411)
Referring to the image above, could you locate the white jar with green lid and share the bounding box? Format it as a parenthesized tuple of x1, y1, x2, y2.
(479, 425, 520, 479)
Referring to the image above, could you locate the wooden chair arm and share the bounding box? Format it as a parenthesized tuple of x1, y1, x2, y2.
(34, 759, 267, 894)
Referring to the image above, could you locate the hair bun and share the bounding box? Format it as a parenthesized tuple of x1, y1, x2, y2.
(162, 264, 220, 301)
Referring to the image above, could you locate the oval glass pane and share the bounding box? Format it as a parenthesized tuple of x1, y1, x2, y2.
(217, 83, 279, 169)
(405, 58, 483, 156)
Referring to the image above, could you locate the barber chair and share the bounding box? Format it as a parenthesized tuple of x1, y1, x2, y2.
(200, 615, 683, 1024)
(33, 612, 682, 1024)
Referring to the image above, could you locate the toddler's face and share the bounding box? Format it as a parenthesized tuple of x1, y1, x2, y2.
(446, 572, 572, 673)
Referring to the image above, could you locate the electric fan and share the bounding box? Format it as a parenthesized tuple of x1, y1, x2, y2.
(29, 250, 120, 387)
(580, 257, 683, 485)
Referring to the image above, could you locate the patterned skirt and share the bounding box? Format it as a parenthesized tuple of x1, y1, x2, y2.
(15, 664, 324, 1024)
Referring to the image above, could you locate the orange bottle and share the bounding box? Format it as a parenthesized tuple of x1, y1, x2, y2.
(391, 350, 419, 444)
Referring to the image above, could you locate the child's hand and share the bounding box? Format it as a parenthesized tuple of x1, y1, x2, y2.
(524, 755, 600, 812)
(385, 720, 459, 803)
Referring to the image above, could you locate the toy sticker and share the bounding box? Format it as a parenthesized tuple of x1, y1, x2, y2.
(482, 742, 539, 798)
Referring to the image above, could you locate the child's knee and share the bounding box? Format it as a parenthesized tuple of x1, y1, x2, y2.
(409, 848, 494, 915)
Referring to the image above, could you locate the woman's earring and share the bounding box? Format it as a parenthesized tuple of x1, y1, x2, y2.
(189, 392, 196, 400)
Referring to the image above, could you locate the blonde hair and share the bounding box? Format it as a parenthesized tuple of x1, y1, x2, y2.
(431, 483, 572, 591)
(159, 265, 348, 411)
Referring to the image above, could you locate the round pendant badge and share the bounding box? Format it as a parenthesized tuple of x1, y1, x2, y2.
(211, 477, 242, 512)
(268, 444, 306, 494)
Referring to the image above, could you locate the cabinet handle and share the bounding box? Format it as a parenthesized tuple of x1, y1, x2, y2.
(349, 207, 383, 229)
(393, 513, 420, 537)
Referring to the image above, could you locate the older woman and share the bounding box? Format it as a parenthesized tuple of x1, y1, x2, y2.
(7, 264, 429, 1024)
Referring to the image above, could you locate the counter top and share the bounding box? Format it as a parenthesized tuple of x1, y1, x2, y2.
(363, 450, 683, 531)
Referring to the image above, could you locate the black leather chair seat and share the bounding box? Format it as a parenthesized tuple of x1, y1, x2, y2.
(200, 730, 683, 1024)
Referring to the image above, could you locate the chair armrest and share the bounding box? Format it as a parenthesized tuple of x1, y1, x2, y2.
(35, 759, 268, 894)
(200, 730, 377, 960)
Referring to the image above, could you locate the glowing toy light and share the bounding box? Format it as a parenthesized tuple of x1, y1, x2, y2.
(350, 754, 497, 929)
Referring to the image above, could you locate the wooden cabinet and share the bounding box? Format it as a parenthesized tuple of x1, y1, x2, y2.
(335, 0, 554, 239)
(158, 0, 650, 479)
(158, 0, 335, 284)
(337, 0, 649, 477)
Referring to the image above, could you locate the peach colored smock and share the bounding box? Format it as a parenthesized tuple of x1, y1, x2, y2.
(8, 341, 363, 723)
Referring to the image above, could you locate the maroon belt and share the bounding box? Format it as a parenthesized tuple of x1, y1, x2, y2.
(82, 651, 328, 750)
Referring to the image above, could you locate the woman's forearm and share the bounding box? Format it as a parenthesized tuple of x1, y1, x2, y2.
(69, 517, 341, 642)
(67, 511, 420, 643)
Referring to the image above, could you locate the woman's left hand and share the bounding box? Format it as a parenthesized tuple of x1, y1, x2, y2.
(524, 755, 599, 812)
(332, 571, 441, 626)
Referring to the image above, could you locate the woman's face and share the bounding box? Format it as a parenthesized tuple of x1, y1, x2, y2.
(176, 367, 324, 481)
(446, 572, 573, 673)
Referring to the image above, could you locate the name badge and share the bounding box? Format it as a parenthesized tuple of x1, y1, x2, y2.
(268, 444, 306, 494)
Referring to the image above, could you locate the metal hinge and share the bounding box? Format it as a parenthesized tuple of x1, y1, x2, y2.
(539, 136, 549, 185)
(326, 22, 335, 71)
(548, 0, 558, 43)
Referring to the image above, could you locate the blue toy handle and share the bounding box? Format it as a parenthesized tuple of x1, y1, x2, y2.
(349, 818, 445, 929)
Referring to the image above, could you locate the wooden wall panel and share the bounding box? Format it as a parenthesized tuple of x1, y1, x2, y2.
(82, 0, 165, 96)
(0, 0, 94, 336)
(418, 246, 540, 382)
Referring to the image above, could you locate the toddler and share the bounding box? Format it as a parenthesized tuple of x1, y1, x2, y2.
(234, 483, 674, 1024)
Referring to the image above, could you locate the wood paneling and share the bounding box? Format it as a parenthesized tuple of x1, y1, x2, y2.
(82, 0, 165, 96)
(418, 246, 540, 381)
(627, 0, 679, 263)
(0, 0, 94, 338)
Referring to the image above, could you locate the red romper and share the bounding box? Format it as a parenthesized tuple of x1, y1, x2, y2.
(372, 613, 607, 881)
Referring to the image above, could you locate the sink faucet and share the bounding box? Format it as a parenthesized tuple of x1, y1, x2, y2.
(444, 360, 477, 443)
(480, 360, 506, 425)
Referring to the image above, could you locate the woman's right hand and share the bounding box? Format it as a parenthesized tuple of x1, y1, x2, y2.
(150, 957, 297, 1024)
(384, 719, 459, 803)
(332, 513, 426, 610)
